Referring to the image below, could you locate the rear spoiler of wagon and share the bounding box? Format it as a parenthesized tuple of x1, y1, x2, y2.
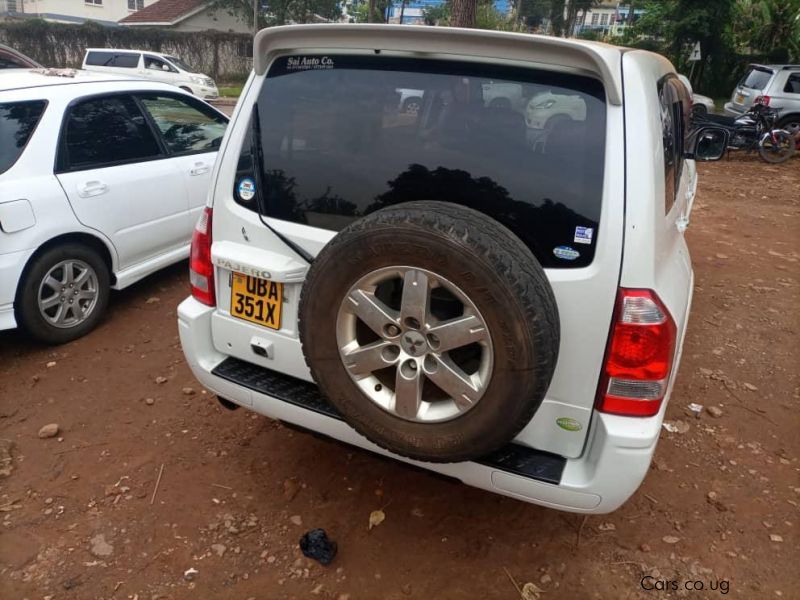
(253, 24, 624, 106)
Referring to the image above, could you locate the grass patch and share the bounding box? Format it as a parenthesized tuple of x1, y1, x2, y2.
(218, 85, 243, 98)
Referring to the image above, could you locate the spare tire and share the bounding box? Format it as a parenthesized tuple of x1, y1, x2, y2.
(299, 201, 559, 463)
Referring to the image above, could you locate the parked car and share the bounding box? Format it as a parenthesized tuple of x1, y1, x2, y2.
(178, 25, 727, 514)
(524, 90, 587, 129)
(677, 74, 715, 115)
(724, 64, 800, 135)
(0, 69, 228, 343)
(82, 49, 219, 99)
(0, 44, 41, 69)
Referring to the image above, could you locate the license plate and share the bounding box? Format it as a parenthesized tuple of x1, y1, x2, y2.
(735, 93, 745, 104)
(230, 272, 283, 329)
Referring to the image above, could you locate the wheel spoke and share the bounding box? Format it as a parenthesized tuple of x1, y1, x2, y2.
(40, 294, 60, 310)
(74, 267, 91, 287)
(343, 340, 396, 377)
(62, 261, 75, 285)
(400, 269, 429, 327)
(44, 275, 63, 292)
(394, 364, 423, 419)
(77, 290, 96, 301)
(426, 356, 480, 411)
(346, 289, 399, 337)
(52, 304, 66, 325)
(427, 314, 487, 352)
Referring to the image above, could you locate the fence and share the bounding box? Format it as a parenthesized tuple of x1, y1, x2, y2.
(0, 19, 252, 81)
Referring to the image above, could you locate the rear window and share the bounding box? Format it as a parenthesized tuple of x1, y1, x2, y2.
(85, 51, 114, 66)
(739, 67, 773, 90)
(784, 73, 800, 94)
(85, 51, 139, 68)
(0, 100, 46, 174)
(235, 55, 607, 268)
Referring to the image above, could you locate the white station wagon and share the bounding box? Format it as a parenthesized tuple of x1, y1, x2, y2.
(0, 69, 227, 343)
(178, 25, 728, 513)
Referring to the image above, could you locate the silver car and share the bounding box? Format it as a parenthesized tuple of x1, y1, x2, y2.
(724, 64, 800, 134)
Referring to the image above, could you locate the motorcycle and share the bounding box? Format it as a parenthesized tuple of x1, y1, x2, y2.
(694, 103, 796, 164)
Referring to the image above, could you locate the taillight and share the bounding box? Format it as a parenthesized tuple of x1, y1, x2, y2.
(755, 95, 770, 106)
(596, 289, 677, 417)
(190, 207, 215, 306)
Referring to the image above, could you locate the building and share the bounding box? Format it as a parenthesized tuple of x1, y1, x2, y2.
(574, 2, 645, 37)
(0, 0, 158, 26)
(382, 0, 511, 24)
(119, 0, 251, 33)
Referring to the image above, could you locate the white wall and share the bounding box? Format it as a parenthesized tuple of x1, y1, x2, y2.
(174, 8, 251, 34)
(19, 0, 157, 24)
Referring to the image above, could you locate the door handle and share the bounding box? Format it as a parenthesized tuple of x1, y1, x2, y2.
(189, 162, 210, 176)
(77, 181, 109, 198)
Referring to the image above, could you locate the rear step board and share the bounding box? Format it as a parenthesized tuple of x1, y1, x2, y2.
(212, 357, 566, 485)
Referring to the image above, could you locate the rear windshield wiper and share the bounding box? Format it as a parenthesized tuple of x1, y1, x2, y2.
(250, 103, 314, 265)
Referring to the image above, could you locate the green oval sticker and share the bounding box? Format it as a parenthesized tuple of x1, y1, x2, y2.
(556, 417, 582, 432)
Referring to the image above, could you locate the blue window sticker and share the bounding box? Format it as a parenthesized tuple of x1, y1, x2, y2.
(574, 226, 594, 245)
(553, 245, 580, 261)
(238, 177, 256, 201)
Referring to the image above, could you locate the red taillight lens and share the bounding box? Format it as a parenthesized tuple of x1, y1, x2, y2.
(755, 95, 770, 106)
(189, 207, 215, 306)
(597, 290, 677, 417)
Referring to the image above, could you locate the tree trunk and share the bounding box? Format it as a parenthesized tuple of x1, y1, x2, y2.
(399, 0, 406, 24)
(451, 0, 477, 28)
(368, 0, 376, 22)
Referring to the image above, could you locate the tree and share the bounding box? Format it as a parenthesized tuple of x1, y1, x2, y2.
(451, 0, 477, 27)
(733, 0, 800, 61)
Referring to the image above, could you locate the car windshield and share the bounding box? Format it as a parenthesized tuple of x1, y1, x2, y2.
(165, 56, 195, 73)
(739, 67, 773, 90)
(236, 54, 606, 268)
(0, 100, 46, 174)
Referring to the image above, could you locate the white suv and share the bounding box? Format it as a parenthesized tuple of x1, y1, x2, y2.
(0, 69, 227, 343)
(178, 25, 728, 513)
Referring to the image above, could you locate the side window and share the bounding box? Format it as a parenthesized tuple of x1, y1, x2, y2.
(58, 95, 162, 171)
(138, 94, 227, 154)
(1, 100, 47, 174)
(85, 51, 114, 67)
(144, 56, 176, 72)
(113, 53, 139, 68)
(658, 77, 687, 215)
(784, 73, 800, 94)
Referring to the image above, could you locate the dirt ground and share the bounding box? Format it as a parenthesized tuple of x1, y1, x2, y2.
(1, 155, 798, 600)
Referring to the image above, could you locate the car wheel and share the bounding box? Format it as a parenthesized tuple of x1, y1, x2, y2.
(299, 201, 560, 463)
(777, 116, 800, 136)
(691, 104, 708, 117)
(402, 97, 422, 115)
(16, 244, 110, 345)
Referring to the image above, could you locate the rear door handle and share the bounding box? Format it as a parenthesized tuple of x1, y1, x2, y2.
(77, 181, 109, 198)
(189, 162, 210, 176)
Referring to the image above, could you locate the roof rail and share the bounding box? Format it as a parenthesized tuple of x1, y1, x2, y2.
(253, 24, 623, 105)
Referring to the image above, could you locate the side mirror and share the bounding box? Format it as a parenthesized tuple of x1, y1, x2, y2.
(688, 126, 729, 161)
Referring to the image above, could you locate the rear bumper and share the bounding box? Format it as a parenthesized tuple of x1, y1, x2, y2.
(178, 297, 667, 513)
(723, 101, 746, 116)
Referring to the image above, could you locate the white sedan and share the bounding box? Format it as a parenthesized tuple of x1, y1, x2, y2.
(0, 69, 228, 343)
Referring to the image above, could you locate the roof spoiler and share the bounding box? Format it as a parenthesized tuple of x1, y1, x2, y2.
(253, 24, 623, 105)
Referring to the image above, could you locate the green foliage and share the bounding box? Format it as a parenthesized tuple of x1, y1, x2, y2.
(733, 0, 800, 61)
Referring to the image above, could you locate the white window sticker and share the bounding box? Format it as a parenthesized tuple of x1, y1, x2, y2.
(574, 226, 594, 245)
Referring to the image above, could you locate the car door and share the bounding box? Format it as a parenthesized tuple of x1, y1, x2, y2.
(140, 55, 180, 87)
(55, 93, 189, 270)
(135, 92, 228, 230)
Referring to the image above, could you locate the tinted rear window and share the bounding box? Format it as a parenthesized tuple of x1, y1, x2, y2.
(236, 55, 606, 268)
(740, 67, 773, 90)
(0, 100, 46, 174)
(85, 51, 114, 66)
(113, 53, 140, 68)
